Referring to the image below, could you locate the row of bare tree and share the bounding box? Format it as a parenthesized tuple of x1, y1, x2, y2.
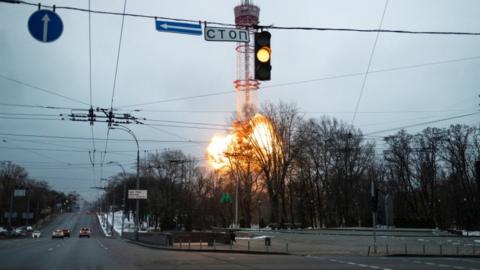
(99, 102, 479, 230)
(0, 161, 75, 228)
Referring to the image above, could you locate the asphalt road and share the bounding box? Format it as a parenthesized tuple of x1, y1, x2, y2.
(0, 213, 479, 270)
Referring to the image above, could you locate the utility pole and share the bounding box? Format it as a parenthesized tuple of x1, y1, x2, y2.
(476, 160, 480, 205)
(8, 187, 14, 228)
(371, 179, 378, 253)
(110, 124, 140, 241)
(25, 189, 31, 226)
(225, 153, 241, 229)
(235, 174, 239, 229)
(170, 159, 189, 230)
(111, 187, 115, 236)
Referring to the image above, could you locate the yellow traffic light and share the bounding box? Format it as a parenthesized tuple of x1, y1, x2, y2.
(256, 47, 271, 63)
(254, 31, 271, 81)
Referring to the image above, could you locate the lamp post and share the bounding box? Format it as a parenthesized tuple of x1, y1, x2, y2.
(257, 199, 263, 228)
(224, 152, 241, 229)
(110, 124, 140, 241)
(107, 161, 127, 237)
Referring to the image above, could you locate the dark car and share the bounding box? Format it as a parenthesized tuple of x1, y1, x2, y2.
(62, 228, 71, 237)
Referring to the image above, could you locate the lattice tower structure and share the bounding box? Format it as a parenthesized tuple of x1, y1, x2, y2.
(234, 0, 260, 122)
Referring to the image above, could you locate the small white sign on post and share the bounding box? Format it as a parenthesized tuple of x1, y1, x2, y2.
(128, 189, 147, 199)
(204, 26, 250, 43)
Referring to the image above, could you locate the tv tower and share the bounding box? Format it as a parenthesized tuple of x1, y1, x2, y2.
(234, 0, 260, 122)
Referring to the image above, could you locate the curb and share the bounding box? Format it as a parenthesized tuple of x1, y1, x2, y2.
(386, 254, 480, 258)
(256, 230, 463, 238)
(127, 240, 290, 255)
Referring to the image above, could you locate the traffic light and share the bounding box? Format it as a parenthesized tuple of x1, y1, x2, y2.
(254, 31, 271, 81)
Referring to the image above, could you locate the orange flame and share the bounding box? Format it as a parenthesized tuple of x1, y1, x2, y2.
(207, 113, 277, 170)
(206, 134, 234, 170)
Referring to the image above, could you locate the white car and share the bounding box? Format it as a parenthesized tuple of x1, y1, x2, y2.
(32, 231, 41, 238)
(52, 229, 64, 239)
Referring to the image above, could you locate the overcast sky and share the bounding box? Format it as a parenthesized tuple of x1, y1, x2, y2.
(1, 0, 479, 201)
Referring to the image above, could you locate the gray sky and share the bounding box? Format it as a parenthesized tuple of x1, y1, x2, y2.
(1, 0, 479, 201)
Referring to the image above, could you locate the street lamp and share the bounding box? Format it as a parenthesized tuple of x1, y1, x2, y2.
(109, 124, 140, 241)
(107, 161, 127, 237)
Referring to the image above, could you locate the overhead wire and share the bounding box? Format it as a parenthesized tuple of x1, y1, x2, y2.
(142, 124, 194, 142)
(1, 136, 91, 150)
(100, 0, 128, 184)
(351, 0, 389, 125)
(0, 146, 162, 153)
(117, 55, 480, 109)
(0, 73, 89, 106)
(1, 138, 72, 165)
(0, 102, 83, 110)
(0, 116, 60, 121)
(365, 111, 480, 136)
(88, 0, 97, 169)
(144, 123, 228, 131)
(143, 118, 230, 127)
(0, 54, 477, 112)
(358, 111, 467, 128)
(86, 0, 98, 190)
(2, 0, 480, 36)
(0, 132, 208, 143)
(0, 112, 61, 117)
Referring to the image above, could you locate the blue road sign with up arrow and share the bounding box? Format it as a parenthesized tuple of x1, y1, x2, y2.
(155, 20, 202, 36)
(28, 9, 63, 43)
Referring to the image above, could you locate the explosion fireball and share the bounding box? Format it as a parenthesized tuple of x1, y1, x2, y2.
(207, 114, 277, 170)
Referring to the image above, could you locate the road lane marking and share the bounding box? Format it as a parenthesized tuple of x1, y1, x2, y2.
(325, 258, 393, 270)
(95, 238, 110, 251)
(403, 258, 480, 270)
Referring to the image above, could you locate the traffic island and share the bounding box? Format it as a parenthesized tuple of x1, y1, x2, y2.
(126, 238, 289, 255)
(122, 231, 290, 255)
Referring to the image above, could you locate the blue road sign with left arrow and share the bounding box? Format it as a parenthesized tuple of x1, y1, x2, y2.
(28, 9, 63, 43)
(155, 20, 202, 36)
